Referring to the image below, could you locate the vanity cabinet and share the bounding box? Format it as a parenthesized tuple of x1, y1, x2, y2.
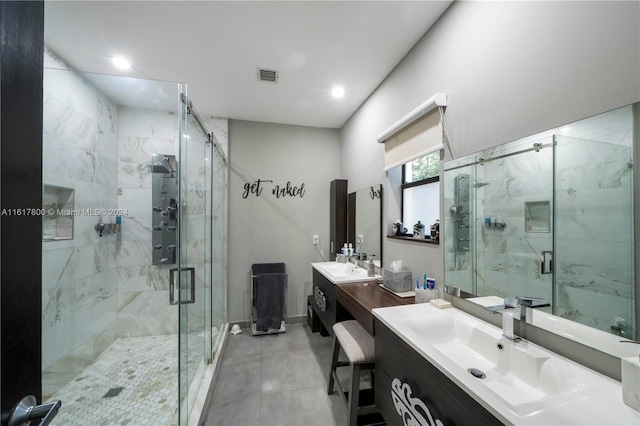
(374, 318, 502, 426)
(312, 268, 341, 336)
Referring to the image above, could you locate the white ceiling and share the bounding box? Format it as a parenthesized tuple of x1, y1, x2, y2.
(44, 1, 452, 129)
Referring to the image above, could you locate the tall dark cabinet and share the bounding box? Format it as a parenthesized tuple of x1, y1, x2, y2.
(1, 0, 45, 415)
(329, 179, 348, 260)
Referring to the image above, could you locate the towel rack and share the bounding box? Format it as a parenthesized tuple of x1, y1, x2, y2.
(251, 263, 287, 336)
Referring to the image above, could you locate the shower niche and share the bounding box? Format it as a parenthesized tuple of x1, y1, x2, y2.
(42, 184, 74, 241)
(152, 154, 178, 265)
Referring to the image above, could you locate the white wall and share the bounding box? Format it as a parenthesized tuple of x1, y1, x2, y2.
(340, 1, 640, 287)
(228, 120, 341, 322)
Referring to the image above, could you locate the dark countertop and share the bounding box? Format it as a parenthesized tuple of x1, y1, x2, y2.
(336, 280, 415, 335)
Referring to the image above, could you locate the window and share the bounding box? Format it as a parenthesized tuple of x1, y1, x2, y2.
(401, 151, 440, 239)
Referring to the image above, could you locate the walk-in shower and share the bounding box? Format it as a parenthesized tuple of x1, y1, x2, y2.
(443, 104, 636, 341)
(41, 51, 228, 425)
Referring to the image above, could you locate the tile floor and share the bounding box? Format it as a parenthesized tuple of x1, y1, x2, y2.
(45, 323, 374, 426)
(46, 330, 211, 426)
(203, 323, 357, 426)
(48, 334, 180, 426)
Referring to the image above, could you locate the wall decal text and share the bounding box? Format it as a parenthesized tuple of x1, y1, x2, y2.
(370, 186, 382, 200)
(243, 179, 306, 199)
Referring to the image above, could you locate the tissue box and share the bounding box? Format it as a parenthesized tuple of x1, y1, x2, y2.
(383, 267, 412, 292)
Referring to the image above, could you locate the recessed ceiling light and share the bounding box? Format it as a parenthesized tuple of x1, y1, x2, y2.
(112, 56, 131, 70)
(332, 86, 345, 98)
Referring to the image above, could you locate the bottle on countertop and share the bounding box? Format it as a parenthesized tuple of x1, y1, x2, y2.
(367, 255, 376, 277)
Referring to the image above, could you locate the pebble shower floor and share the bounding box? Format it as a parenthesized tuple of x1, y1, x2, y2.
(47, 334, 189, 426)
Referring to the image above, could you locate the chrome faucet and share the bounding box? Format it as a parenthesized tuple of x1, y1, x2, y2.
(348, 252, 368, 268)
(517, 296, 550, 322)
(444, 285, 461, 297)
(486, 297, 520, 341)
(485, 296, 550, 341)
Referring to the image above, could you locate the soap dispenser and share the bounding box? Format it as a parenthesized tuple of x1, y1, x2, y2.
(367, 255, 376, 277)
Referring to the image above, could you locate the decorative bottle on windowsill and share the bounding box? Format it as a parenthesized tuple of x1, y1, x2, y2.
(413, 221, 425, 239)
(430, 219, 440, 242)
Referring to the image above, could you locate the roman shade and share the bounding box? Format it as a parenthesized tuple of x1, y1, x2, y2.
(378, 93, 446, 172)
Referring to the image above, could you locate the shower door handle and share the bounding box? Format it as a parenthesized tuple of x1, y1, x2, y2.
(169, 267, 195, 305)
(541, 251, 553, 275)
(7, 395, 61, 426)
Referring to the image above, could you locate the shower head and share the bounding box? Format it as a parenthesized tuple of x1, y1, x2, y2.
(151, 154, 176, 175)
(162, 157, 176, 173)
(473, 182, 490, 188)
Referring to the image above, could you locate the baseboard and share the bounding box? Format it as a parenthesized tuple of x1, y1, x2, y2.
(231, 315, 306, 330)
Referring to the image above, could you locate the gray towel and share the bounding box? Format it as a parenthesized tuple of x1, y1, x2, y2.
(252, 263, 286, 275)
(255, 273, 285, 331)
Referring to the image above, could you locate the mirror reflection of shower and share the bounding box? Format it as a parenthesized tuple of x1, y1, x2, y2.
(452, 174, 470, 252)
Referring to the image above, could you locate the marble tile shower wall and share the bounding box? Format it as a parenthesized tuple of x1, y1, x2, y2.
(42, 68, 120, 399)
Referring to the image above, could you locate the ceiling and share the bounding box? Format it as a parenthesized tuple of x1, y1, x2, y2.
(44, 1, 452, 129)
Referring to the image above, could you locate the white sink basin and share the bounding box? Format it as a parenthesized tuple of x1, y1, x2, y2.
(396, 310, 585, 407)
(373, 303, 640, 425)
(312, 261, 380, 284)
(467, 296, 640, 360)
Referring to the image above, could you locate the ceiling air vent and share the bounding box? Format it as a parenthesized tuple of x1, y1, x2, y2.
(257, 68, 278, 83)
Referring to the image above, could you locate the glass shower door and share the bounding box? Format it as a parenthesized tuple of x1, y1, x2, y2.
(177, 96, 213, 424)
(553, 135, 635, 338)
(472, 138, 555, 302)
(210, 134, 228, 355)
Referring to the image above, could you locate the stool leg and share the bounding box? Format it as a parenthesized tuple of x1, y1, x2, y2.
(370, 367, 375, 390)
(348, 363, 361, 426)
(327, 335, 340, 395)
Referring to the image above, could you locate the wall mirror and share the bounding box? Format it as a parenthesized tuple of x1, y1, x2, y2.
(443, 103, 637, 358)
(348, 184, 383, 266)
